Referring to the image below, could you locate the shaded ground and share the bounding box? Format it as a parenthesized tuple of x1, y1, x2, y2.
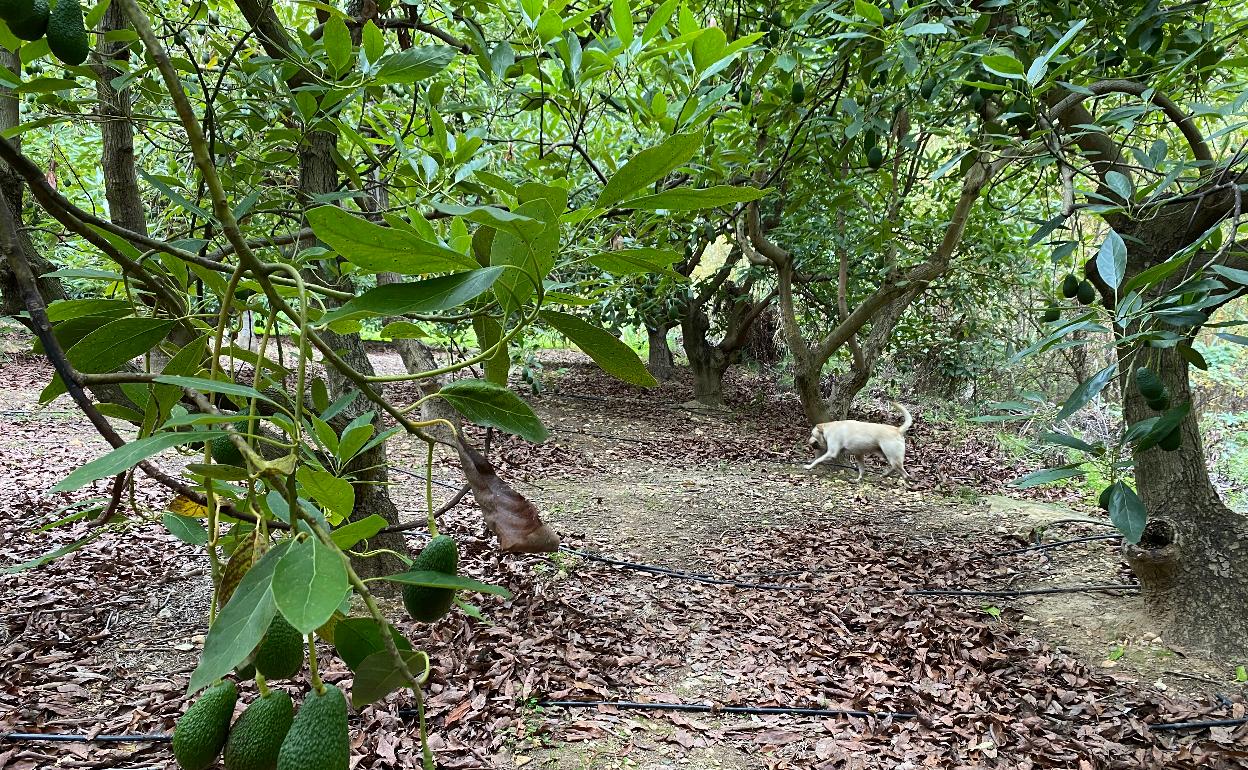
(2, 339, 1246, 769)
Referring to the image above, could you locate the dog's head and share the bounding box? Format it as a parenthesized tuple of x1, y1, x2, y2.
(808, 426, 825, 450)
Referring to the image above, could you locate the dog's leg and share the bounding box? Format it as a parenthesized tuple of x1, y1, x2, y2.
(854, 457, 865, 482)
(804, 449, 836, 471)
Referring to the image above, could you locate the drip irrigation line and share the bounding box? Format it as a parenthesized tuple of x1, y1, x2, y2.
(387, 465, 463, 491)
(906, 584, 1139, 597)
(989, 534, 1122, 558)
(537, 699, 919, 721)
(1, 733, 171, 743)
(557, 547, 815, 591)
(1148, 716, 1248, 731)
(1037, 518, 1118, 530)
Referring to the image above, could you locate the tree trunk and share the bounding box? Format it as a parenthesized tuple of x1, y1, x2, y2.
(824, 292, 912, 419)
(793, 365, 830, 425)
(687, 345, 727, 407)
(298, 131, 410, 582)
(1121, 340, 1248, 655)
(0, 50, 66, 318)
(645, 325, 674, 381)
(93, 4, 146, 237)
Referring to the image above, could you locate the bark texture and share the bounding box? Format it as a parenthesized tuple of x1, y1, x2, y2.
(645, 325, 674, 382)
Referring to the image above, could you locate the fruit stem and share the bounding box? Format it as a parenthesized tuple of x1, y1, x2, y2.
(255, 672, 270, 697)
(425, 439, 438, 537)
(306, 633, 324, 694)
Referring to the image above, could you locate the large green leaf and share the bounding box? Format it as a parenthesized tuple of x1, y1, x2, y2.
(187, 541, 288, 694)
(323, 16, 353, 73)
(427, 202, 541, 239)
(153, 336, 209, 420)
(588, 247, 684, 278)
(44, 297, 131, 322)
(52, 431, 225, 492)
(296, 466, 355, 524)
(306, 206, 476, 274)
(1106, 481, 1148, 544)
(437, 379, 548, 443)
(273, 535, 350, 634)
(1096, 230, 1127, 290)
(540, 310, 657, 387)
(381, 569, 513, 598)
(618, 185, 768, 211)
(375, 46, 456, 83)
(41, 317, 175, 403)
(318, 268, 503, 324)
(332, 617, 413, 670)
(330, 515, 390, 550)
(1054, 364, 1116, 422)
(351, 649, 430, 708)
(163, 513, 209, 545)
(1013, 465, 1086, 489)
(152, 375, 276, 406)
(596, 132, 705, 208)
(490, 199, 559, 314)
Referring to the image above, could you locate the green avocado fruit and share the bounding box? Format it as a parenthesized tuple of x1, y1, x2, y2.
(46, 0, 88, 66)
(1134, 367, 1164, 401)
(6, 0, 47, 40)
(790, 80, 805, 104)
(254, 614, 306, 680)
(0, 0, 33, 21)
(1042, 306, 1060, 323)
(173, 680, 238, 770)
(866, 146, 884, 170)
(224, 690, 295, 770)
(276, 685, 350, 770)
(1060, 273, 1079, 299)
(402, 535, 460, 623)
(210, 433, 246, 466)
(1075, 279, 1096, 305)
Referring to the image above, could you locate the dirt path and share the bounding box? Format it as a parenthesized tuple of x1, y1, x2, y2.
(2, 345, 1245, 769)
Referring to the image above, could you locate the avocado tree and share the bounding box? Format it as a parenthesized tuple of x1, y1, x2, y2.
(979, 0, 1248, 654)
(0, 0, 767, 765)
(711, 1, 1019, 424)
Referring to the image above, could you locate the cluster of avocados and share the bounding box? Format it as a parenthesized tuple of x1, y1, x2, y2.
(1042, 270, 1098, 322)
(0, 0, 89, 66)
(173, 533, 462, 769)
(1135, 366, 1181, 451)
(173, 678, 349, 770)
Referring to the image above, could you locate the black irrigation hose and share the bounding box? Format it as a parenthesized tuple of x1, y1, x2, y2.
(387, 465, 463, 491)
(5, 710, 1241, 746)
(1, 733, 171, 743)
(990, 534, 1122, 558)
(557, 547, 816, 591)
(1150, 717, 1248, 731)
(907, 584, 1139, 597)
(538, 699, 920, 721)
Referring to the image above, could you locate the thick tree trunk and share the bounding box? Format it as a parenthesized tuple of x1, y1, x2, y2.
(1121, 342, 1248, 655)
(793, 366, 830, 425)
(0, 50, 65, 318)
(680, 308, 728, 408)
(645, 325, 674, 381)
(687, 345, 727, 407)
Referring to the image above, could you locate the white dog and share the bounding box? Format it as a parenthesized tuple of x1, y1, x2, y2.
(804, 402, 912, 481)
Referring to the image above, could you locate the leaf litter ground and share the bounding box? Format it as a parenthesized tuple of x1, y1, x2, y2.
(1, 345, 1245, 769)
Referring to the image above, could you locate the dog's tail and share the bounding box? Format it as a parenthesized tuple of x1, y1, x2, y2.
(893, 402, 912, 433)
